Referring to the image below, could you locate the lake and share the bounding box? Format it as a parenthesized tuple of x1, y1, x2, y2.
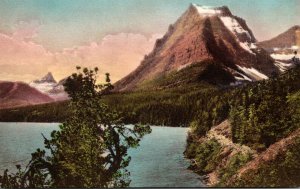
(0, 122, 204, 187)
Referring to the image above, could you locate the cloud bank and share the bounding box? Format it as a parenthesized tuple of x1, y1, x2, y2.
(0, 24, 162, 83)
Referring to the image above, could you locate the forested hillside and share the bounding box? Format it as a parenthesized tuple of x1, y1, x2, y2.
(185, 66, 300, 187)
(0, 62, 228, 125)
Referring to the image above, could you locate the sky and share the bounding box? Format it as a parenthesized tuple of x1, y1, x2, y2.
(0, 0, 299, 83)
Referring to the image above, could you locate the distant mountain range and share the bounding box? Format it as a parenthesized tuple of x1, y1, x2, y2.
(258, 26, 300, 71)
(259, 25, 300, 51)
(113, 4, 279, 91)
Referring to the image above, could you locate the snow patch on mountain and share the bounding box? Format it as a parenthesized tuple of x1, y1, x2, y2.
(239, 42, 256, 54)
(272, 46, 298, 52)
(274, 61, 294, 72)
(220, 17, 251, 39)
(29, 82, 57, 94)
(273, 47, 281, 51)
(271, 53, 295, 60)
(220, 16, 256, 55)
(250, 43, 257, 49)
(192, 4, 221, 16)
(237, 66, 268, 80)
(234, 73, 252, 81)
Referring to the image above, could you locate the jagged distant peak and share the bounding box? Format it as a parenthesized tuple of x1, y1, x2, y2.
(32, 72, 57, 84)
(29, 73, 69, 101)
(39, 72, 56, 83)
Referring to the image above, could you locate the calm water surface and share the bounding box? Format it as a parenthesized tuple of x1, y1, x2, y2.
(0, 122, 204, 187)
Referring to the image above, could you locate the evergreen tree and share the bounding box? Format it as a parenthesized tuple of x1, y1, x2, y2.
(0, 67, 151, 188)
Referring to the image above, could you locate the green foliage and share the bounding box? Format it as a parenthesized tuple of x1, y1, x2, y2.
(217, 152, 252, 186)
(233, 136, 300, 187)
(0, 67, 151, 188)
(101, 83, 230, 128)
(287, 91, 300, 125)
(185, 139, 222, 174)
(0, 101, 70, 122)
(137, 60, 234, 90)
(185, 67, 300, 187)
(229, 67, 300, 149)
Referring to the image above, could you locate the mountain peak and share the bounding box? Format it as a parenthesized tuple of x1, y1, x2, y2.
(113, 4, 277, 92)
(290, 25, 300, 30)
(190, 4, 232, 17)
(34, 72, 57, 83)
(191, 4, 222, 16)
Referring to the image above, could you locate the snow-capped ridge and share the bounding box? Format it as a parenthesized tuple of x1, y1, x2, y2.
(191, 4, 232, 17)
(192, 4, 221, 16)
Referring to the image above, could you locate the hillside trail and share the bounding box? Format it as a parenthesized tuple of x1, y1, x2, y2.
(206, 120, 257, 157)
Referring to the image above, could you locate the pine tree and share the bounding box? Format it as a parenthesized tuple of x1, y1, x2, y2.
(0, 67, 151, 188)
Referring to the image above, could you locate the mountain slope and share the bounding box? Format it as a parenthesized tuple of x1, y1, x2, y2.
(114, 4, 278, 91)
(259, 25, 300, 51)
(0, 81, 54, 109)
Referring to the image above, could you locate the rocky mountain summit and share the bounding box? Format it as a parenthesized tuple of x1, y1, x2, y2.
(114, 4, 278, 91)
(29, 72, 69, 101)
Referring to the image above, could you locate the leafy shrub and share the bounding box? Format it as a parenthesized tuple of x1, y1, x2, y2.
(218, 152, 252, 186)
(185, 139, 222, 174)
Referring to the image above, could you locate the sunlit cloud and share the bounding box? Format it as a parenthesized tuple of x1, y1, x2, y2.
(0, 28, 162, 83)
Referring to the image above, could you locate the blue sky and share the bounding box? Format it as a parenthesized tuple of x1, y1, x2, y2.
(0, 0, 299, 51)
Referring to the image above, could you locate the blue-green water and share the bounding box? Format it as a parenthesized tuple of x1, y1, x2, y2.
(0, 122, 204, 187)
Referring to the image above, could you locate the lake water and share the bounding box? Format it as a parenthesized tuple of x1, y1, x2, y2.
(0, 122, 204, 187)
